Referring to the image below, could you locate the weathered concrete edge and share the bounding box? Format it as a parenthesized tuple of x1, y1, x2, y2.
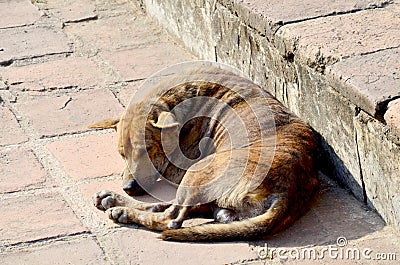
(132, 0, 400, 233)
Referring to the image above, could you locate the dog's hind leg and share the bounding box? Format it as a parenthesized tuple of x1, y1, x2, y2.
(214, 208, 238, 223)
(167, 205, 190, 229)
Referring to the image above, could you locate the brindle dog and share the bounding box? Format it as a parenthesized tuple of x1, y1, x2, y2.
(91, 65, 318, 241)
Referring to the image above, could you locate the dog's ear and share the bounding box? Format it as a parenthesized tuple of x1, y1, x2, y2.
(150, 111, 179, 130)
(151, 111, 180, 155)
(89, 117, 120, 131)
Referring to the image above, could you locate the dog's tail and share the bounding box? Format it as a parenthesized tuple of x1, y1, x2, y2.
(88, 117, 120, 130)
(161, 199, 294, 242)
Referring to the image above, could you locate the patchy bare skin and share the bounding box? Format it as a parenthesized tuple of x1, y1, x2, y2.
(91, 68, 318, 242)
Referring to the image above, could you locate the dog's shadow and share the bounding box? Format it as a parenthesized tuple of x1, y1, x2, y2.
(249, 173, 385, 248)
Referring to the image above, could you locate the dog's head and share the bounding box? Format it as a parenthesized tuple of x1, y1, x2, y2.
(116, 106, 180, 196)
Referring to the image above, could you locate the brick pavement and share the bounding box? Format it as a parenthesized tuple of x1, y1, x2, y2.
(0, 0, 399, 264)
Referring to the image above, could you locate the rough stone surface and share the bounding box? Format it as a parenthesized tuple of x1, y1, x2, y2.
(0, 192, 87, 246)
(0, 0, 43, 29)
(0, 237, 107, 265)
(46, 133, 124, 181)
(295, 64, 365, 201)
(0, 147, 49, 193)
(354, 112, 400, 229)
(326, 46, 400, 118)
(385, 99, 400, 137)
(276, 4, 400, 69)
(0, 106, 28, 146)
(0, 26, 72, 65)
(14, 89, 124, 137)
(2, 56, 106, 91)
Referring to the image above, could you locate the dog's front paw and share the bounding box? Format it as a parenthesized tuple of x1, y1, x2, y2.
(106, 207, 129, 223)
(93, 190, 120, 211)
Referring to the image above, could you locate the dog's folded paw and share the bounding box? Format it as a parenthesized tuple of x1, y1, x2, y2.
(93, 190, 118, 211)
(106, 207, 128, 223)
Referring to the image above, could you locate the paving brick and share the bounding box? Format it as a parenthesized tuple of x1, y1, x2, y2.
(0, 237, 107, 265)
(385, 99, 400, 138)
(2, 56, 106, 91)
(79, 179, 125, 220)
(64, 14, 163, 51)
(46, 133, 124, 181)
(79, 180, 124, 202)
(0, 26, 71, 65)
(277, 5, 400, 67)
(40, 0, 97, 23)
(0, 191, 87, 246)
(327, 47, 400, 117)
(106, 228, 258, 265)
(0, 0, 43, 29)
(100, 44, 195, 81)
(0, 147, 50, 193)
(351, 226, 400, 263)
(95, 0, 137, 17)
(14, 89, 124, 137)
(0, 106, 28, 146)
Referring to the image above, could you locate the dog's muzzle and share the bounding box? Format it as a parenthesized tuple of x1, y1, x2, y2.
(123, 180, 147, 196)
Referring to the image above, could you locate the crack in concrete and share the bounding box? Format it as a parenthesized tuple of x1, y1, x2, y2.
(0, 59, 13, 67)
(281, 1, 393, 27)
(62, 14, 99, 27)
(354, 121, 368, 205)
(1, 51, 73, 67)
(59, 96, 73, 110)
(0, 231, 92, 252)
(359, 44, 400, 57)
(0, 22, 37, 30)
